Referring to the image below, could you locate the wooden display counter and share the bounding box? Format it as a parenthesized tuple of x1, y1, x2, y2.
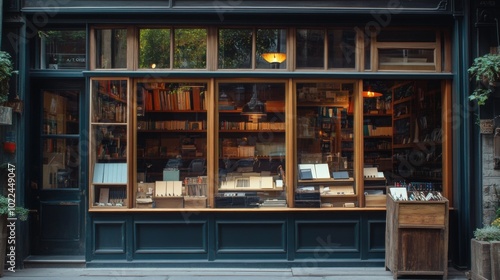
(385, 196, 449, 279)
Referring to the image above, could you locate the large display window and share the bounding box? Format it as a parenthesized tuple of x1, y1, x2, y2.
(87, 77, 450, 210)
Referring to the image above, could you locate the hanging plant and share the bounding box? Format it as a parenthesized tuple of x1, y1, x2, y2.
(468, 53, 500, 106)
(0, 51, 15, 104)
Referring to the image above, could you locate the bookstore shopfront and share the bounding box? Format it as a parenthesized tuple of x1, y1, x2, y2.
(3, 0, 476, 270)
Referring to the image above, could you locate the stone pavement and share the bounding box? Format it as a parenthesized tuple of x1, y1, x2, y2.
(1, 267, 469, 279)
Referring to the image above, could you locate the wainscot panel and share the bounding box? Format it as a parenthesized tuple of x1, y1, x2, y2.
(93, 221, 127, 258)
(41, 201, 80, 241)
(88, 211, 387, 266)
(366, 220, 386, 259)
(134, 221, 207, 254)
(215, 221, 286, 255)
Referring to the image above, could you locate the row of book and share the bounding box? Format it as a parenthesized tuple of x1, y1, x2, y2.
(93, 163, 128, 184)
(220, 121, 285, 131)
(363, 125, 392, 136)
(143, 87, 205, 111)
(137, 120, 207, 131)
(93, 98, 127, 123)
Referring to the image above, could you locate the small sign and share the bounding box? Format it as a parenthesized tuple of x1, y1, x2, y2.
(480, 119, 494, 134)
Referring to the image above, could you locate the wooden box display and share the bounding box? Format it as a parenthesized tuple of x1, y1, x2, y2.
(184, 197, 207, 208)
(365, 194, 386, 207)
(154, 197, 184, 208)
(238, 146, 255, 157)
(222, 147, 238, 157)
(385, 196, 449, 279)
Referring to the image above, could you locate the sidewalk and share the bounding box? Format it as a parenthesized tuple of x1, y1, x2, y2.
(1, 267, 469, 279)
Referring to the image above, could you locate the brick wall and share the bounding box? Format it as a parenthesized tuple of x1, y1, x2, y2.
(482, 134, 500, 225)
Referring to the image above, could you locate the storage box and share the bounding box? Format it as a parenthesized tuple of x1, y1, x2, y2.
(365, 194, 386, 207)
(265, 101, 285, 112)
(163, 169, 180, 181)
(184, 197, 207, 208)
(222, 147, 238, 157)
(153, 196, 184, 208)
(238, 146, 255, 157)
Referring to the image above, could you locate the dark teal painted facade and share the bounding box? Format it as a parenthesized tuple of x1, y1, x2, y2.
(0, 0, 489, 270)
(87, 211, 386, 267)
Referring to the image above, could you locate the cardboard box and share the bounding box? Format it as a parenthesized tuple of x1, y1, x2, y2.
(365, 194, 386, 207)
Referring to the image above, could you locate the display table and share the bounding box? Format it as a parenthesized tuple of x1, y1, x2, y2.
(385, 196, 449, 279)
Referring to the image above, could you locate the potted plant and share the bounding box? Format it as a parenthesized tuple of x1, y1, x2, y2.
(470, 207, 500, 280)
(468, 53, 500, 106)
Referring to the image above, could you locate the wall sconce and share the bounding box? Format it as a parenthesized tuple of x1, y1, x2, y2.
(494, 128, 500, 169)
(261, 52, 286, 69)
(362, 90, 383, 98)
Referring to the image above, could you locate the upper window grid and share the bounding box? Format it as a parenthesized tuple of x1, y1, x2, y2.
(217, 28, 288, 70)
(38, 29, 86, 70)
(87, 26, 445, 72)
(138, 27, 207, 70)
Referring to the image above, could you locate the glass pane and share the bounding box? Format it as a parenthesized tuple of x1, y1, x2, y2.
(139, 28, 171, 69)
(136, 81, 208, 209)
(327, 29, 356, 69)
(256, 29, 287, 69)
(91, 125, 128, 207)
(217, 82, 286, 208)
(40, 30, 86, 69)
(377, 30, 436, 42)
(365, 37, 371, 70)
(389, 80, 443, 192)
(361, 81, 393, 194)
(378, 49, 435, 71)
(218, 28, 252, 69)
(42, 138, 80, 189)
(174, 28, 207, 69)
(95, 29, 127, 69)
(91, 79, 127, 123)
(296, 81, 355, 207)
(90, 78, 129, 209)
(296, 29, 325, 68)
(41, 89, 80, 190)
(92, 125, 127, 163)
(43, 90, 79, 135)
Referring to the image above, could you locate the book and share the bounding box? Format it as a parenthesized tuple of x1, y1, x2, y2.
(299, 168, 313, 180)
(314, 163, 331, 179)
(298, 164, 317, 179)
(332, 171, 349, 180)
(99, 188, 109, 203)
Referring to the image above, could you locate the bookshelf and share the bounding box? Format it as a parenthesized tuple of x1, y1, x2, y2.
(391, 81, 443, 190)
(89, 78, 129, 208)
(295, 81, 358, 207)
(135, 81, 209, 208)
(216, 82, 287, 208)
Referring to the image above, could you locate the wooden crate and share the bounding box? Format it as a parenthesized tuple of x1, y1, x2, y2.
(385, 196, 449, 279)
(365, 194, 386, 207)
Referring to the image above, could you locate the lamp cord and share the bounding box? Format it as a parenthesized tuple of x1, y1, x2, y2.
(496, 17, 500, 49)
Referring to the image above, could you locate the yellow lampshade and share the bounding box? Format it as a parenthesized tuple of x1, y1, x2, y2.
(261, 52, 287, 64)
